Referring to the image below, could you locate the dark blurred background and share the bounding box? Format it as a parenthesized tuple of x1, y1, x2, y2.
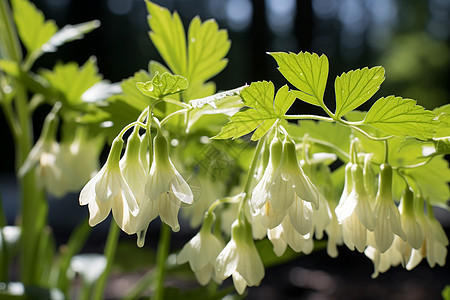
(1, 0, 449, 299)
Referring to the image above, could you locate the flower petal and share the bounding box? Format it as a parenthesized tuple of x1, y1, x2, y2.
(88, 197, 111, 227)
(215, 240, 237, 279)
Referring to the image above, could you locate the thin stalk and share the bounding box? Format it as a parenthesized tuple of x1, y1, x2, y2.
(284, 114, 334, 122)
(153, 223, 171, 300)
(92, 221, 120, 300)
(123, 269, 156, 300)
(238, 137, 265, 215)
(1, 0, 48, 285)
(160, 108, 188, 126)
(117, 121, 147, 139)
(305, 137, 349, 159)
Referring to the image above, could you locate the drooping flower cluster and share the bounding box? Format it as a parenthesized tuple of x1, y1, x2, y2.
(79, 128, 193, 246)
(19, 109, 102, 198)
(250, 136, 320, 237)
(331, 154, 448, 278)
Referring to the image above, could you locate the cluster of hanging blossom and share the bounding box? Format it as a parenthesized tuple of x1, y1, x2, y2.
(24, 104, 448, 294)
(19, 105, 102, 198)
(72, 120, 448, 294)
(79, 126, 194, 246)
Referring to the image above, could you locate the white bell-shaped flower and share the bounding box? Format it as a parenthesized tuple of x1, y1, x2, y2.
(59, 127, 102, 194)
(215, 219, 265, 295)
(120, 129, 157, 246)
(145, 133, 193, 232)
(267, 216, 314, 256)
(373, 163, 406, 253)
(251, 137, 319, 230)
(270, 138, 319, 212)
(311, 194, 331, 239)
(250, 137, 283, 217)
(423, 202, 448, 268)
(19, 111, 65, 197)
(337, 163, 375, 252)
(365, 239, 402, 278)
(79, 137, 139, 233)
(177, 212, 224, 285)
(288, 196, 313, 236)
(398, 188, 424, 250)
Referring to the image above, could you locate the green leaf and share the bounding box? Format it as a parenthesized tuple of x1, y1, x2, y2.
(269, 51, 328, 107)
(41, 20, 100, 53)
(433, 104, 450, 138)
(115, 70, 152, 111)
(146, 1, 230, 101)
(146, 0, 187, 76)
(442, 285, 450, 300)
(0, 59, 55, 99)
(363, 96, 436, 140)
(214, 81, 295, 140)
(187, 17, 230, 84)
(334, 66, 385, 118)
(285, 120, 351, 162)
(404, 156, 450, 207)
(431, 137, 450, 156)
(40, 57, 102, 106)
(136, 72, 188, 99)
(187, 87, 244, 132)
(11, 0, 57, 54)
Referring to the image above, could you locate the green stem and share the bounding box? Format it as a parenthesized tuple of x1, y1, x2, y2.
(305, 137, 349, 159)
(153, 223, 171, 300)
(1, 0, 48, 285)
(284, 114, 334, 122)
(163, 98, 190, 109)
(117, 121, 147, 138)
(92, 221, 120, 300)
(238, 137, 265, 216)
(0, 0, 22, 62)
(123, 269, 156, 300)
(160, 108, 188, 126)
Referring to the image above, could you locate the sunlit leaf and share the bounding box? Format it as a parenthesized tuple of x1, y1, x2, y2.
(187, 86, 244, 132)
(269, 51, 328, 108)
(41, 20, 100, 53)
(116, 70, 152, 111)
(363, 96, 436, 140)
(214, 81, 295, 140)
(146, 0, 187, 76)
(40, 57, 102, 106)
(433, 103, 450, 138)
(404, 156, 450, 207)
(136, 72, 188, 99)
(187, 17, 230, 84)
(11, 0, 57, 54)
(334, 66, 385, 118)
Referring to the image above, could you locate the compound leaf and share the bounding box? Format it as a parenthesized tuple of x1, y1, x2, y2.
(363, 96, 436, 140)
(11, 0, 57, 54)
(146, 0, 187, 76)
(270, 51, 328, 108)
(41, 20, 100, 53)
(136, 72, 188, 99)
(40, 57, 102, 106)
(187, 17, 230, 84)
(334, 66, 385, 118)
(214, 81, 296, 140)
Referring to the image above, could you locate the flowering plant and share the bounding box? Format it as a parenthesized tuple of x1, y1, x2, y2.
(0, 0, 449, 299)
